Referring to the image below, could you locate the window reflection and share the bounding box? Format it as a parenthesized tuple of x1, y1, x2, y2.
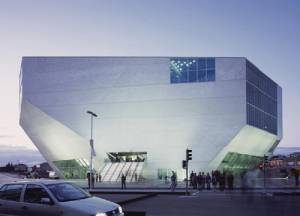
(246, 60, 278, 135)
(170, 57, 215, 84)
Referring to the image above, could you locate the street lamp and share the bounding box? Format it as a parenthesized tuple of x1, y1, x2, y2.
(86, 110, 98, 190)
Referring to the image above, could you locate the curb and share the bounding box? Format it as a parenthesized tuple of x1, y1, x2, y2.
(273, 192, 300, 196)
(118, 193, 157, 205)
(89, 190, 189, 195)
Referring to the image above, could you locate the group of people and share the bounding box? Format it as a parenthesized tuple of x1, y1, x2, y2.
(189, 170, 234, 191)
(87, 169, 236, 191)
(87, 170, 139, 189)
(87, 171, 128, 189)
(86, 171, 102, 188)
(87, 167, 300, 191)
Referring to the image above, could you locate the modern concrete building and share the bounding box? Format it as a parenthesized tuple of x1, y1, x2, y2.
(19, 57, 282, 181)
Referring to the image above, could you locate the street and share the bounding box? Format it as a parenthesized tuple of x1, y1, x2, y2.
(98, 192, 300, 216)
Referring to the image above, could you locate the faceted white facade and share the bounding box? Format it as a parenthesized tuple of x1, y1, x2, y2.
(19, 57, 282, 180)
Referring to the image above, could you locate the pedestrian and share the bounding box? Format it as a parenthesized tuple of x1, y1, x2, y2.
(91, 171, 95, 188)
(99, 174, 102, 183)
(192, 173, 197, 189)
(197, 172, 203, 191)
(206, 172, 211, 190)
(190, 171, 194, 186)
(240, 171, 247, 191)
(171, 171, 177, 192)
(121, 174, 126, 189)
(134, 173, 138, 182)
(95, 172, 99, 182)
(212, 171, 217, 191)
(227, 172, 234, 190)
(164, 175, 168, 184)
(219, 172, 226, 191)
(291, 168, 299, 187)
(202, 172, 206, 190)
(86, 171, 91, 188)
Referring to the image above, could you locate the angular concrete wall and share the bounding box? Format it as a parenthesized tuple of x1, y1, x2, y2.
(20, 57, 281, 179)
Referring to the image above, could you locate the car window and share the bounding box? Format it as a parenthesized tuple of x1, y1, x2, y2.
(0, 185, 7, 191)
(0, 184, 23, 202)
(47, 183, 91, 202)
(24, 184, 52, 205)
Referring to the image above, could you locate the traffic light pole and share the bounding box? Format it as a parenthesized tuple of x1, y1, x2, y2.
(186, 160, 188, 196)
(263, 154, 266, 191)
(185, 148, 192, 196)
(87, 110, 98, 190)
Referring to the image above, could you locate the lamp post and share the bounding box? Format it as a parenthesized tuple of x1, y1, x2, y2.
(87, 110, 98, 190)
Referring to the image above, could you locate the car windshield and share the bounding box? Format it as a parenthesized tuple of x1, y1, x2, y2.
(46, 183, 91, 202)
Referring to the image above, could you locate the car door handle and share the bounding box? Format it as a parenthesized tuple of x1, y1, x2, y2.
(21, 206, 28, 210)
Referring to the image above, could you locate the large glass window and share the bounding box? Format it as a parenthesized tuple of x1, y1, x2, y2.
(189, 70, 197, 82)
(206, 58, 215, 68)
(246, 60, 278, 135)
(157, 168, 173, 180)
(247, 104, 277, 134)
(207, 69, 215, 81)
(0, 184, 23, 202)
(53, 159, 88, 179)
(170, 57, 215, 84)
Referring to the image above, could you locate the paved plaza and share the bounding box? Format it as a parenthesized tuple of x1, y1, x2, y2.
(1, 172, 300, 216)
(97, 193, 300, 216)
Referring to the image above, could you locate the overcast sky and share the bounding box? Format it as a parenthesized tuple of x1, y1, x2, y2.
(0, 0, 299, 163)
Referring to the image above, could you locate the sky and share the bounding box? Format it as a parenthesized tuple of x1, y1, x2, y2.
(0, 0, 299, 164)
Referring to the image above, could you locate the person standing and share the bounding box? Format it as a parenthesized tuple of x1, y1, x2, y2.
(164, 175, 168, 184)
(219, 172, 226, 191)
(240, 171, 247, 191)
(212, 171, 217, 191)
(192, 173, 197, 189)
(292, 168, 299, 187)
(121, 174, 126, 189)
(215, 170, 221, 189)
(201, 172, 206, 190)
(197, 172, 202, 191)
(190, 171, 194, 187)
(206, 173, 211, 190)
(171, 171, 177, 192)
(91, 171, 95, 189)
(227, 172, 234, 190)
(95, 172, 99, 183)
(87, 171, 91, 189)
(134, 173, 138, 182)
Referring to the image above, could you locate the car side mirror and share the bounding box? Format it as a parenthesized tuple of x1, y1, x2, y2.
(41, 197, 53, 205)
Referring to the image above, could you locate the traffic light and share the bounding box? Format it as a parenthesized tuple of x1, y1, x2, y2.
(264, 155, 268, 165)
(182, 160, 187, 169)
(186, 149, 192, 161)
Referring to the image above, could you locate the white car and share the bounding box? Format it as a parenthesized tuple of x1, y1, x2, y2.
(0, 180, 124, 216)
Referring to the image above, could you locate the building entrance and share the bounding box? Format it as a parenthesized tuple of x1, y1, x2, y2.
(99, 152, 146, 182)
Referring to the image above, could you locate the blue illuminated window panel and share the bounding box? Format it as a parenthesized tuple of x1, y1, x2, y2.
(170, 57, 215, 84)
